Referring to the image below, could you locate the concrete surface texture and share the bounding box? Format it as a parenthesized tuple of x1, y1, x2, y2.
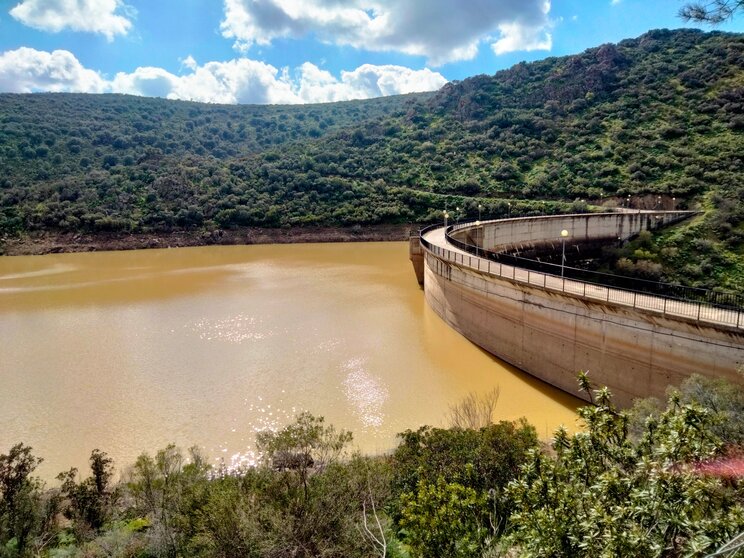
(415, 212, 744, 406)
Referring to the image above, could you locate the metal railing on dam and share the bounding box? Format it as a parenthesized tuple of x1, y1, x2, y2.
(420, 216, 744, 331)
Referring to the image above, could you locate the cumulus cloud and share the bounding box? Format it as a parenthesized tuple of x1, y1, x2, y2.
(0, 47, 107, 93)
(491, 24, 551, 56)
(110, 66, 180, 99)
(491, 0, 552, 55)
(220, 0, 553, 65)
(295, 62, 447, 103)
(0, 47, 447, 104)
(180, 55, 198, 72)
(9, 0, 134, 40)
(172, 59, 299, 104)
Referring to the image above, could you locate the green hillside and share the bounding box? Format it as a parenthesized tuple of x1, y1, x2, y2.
(1, 29, 743, 288)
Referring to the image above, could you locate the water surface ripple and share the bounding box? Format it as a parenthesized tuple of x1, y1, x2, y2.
(0, 243, 579, 479)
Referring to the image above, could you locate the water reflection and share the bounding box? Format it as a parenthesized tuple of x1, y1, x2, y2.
(0, 243, 580, 480)
(211, 393, 303, 474)
(342, 358, 389, 428)
(185, 313, 277, 343)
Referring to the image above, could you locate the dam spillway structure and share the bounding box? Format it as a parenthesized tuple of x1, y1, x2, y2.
(410, 210, 744, 407)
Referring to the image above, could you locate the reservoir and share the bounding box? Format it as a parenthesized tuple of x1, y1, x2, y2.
(0, 242, 579, 480)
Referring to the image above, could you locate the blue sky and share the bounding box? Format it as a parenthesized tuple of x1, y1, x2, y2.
(0, 0, 742, 104)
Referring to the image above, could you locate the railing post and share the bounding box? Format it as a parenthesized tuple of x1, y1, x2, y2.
(738, 309, 741, 329)
(633, 291, 637, 309)
(697, 302, 702, 322)
(583, 282, 586, 297)
(528, 270, 531, 285)
(663, 297, 667, 317)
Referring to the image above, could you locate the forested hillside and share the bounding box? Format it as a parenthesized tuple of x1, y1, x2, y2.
(1, 29, 743, 288)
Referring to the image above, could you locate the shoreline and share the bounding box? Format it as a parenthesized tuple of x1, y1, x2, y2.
(0, 224, 414, 256)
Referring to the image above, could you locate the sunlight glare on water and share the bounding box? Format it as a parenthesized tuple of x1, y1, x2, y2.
(0, 242, 580, 480)
(342, 357, 389, 428)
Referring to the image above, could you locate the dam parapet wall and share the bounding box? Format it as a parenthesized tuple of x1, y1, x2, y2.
(449, 211, 694, 254)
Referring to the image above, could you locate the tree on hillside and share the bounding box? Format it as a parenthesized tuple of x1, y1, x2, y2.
(680, 0, 744, 23)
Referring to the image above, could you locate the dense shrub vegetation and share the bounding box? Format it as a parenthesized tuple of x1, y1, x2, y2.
(1, 29, 743, 286)
(2, 374, 744, 557)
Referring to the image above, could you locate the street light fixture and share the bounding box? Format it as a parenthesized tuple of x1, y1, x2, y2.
(444, 211, 449, 228)
(475, 219, 481, 257)
(560, 229, 569, 278)
(478, 203, 482, 222)
(507, 202, 511, 218)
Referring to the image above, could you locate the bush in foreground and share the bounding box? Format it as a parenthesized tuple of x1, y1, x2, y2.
(507, 374, 744, 557)
(3, 374, 744, 557)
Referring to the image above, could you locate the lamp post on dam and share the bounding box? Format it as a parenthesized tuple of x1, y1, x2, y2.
(560, 229, 569, 278)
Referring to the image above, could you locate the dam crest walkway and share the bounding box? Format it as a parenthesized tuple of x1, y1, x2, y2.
(420, 212, 743, 332)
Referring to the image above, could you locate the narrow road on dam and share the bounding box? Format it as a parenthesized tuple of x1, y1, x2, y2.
(422, 224, 743, 332)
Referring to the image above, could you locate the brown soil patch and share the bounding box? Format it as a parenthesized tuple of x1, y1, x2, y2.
(0, 225, 414, 256)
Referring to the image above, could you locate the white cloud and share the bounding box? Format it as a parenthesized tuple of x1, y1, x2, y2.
(0, 47, 107, 93)
(220, 0, 553, 65)
(296, 62, 447, 103)
(169, 59, 300, 104)
(491, 1, 552, 55)
(491, 23, 552, 56)
(110, 66, 180, 99)
(9, 0, 134, 40)
(0, 47, 447, 104)
(180, 55, 198, 72)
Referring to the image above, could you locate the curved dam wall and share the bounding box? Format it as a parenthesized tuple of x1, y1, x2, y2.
(450, 211, 693, 253)
(419, 213, 744, 407)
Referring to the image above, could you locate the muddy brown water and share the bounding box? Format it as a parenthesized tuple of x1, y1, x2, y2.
(0, 242, 579, 480)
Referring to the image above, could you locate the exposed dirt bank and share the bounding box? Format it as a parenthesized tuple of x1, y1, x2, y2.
(0, 225, 414, 256)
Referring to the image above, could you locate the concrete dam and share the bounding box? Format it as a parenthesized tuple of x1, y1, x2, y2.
(410, 211, 744, 406)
